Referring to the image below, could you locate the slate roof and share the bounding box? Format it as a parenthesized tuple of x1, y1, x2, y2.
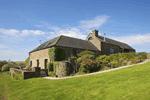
(97, 36, 135, 50)
(30, 35, 100, 53)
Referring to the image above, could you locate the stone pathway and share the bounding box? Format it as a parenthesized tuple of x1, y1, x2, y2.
(43, 59, 150, 80)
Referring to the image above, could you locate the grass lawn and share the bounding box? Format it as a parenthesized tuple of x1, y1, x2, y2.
(1, 62, 150, 100)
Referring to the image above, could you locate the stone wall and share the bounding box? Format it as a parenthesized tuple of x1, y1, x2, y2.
(101, 42, 120, 55)
(29, 48, 50, 69)
(147, 53, 150, 59)
(10, 67, 41, 79)
(55, 61, 72, 78)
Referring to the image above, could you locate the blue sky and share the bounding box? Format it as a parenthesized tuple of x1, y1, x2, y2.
(0, 0, 150, 61)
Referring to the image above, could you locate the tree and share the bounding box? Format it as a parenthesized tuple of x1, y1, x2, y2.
(25, 58, 29, 66)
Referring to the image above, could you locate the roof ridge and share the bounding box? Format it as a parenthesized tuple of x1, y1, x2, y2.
(98, 35, 127, 45)
(53, 35, 62, 46)
(60, 35, 87, 41)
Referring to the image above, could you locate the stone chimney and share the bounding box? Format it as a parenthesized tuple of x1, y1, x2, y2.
(92, 30, 98, 37)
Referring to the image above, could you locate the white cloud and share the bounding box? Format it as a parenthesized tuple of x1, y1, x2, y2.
(79, 15, 109, 29)
(109, 33, 150, 46)
(58, 27, 87, 39)
(0, 28, 19, 36)
(0, 44, 8, 49)
(0, 28, 47, 37)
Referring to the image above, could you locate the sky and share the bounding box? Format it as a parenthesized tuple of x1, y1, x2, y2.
(0, 0, 150, 61)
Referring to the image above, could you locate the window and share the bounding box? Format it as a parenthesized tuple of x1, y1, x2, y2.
(88, 37, 93, 40)
(94, 51, 96, 57)
(110, 48, 114, 53)
(76, 49, 79, 54)
(30, 61, 32, 67)
(37, 60, 39, 67)
(45, 42, 51, 47)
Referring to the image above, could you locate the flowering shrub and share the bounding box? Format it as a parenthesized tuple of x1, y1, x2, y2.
(76, 54, 95, 71)
(133, 61, 137, 64)
(79, 59, 101, 73)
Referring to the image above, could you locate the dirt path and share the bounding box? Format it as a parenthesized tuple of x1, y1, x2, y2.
(0, 75, 8, 100)
(44, 59, 150, 80)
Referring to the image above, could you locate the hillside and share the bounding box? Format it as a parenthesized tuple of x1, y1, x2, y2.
(1, 62, 150, 100)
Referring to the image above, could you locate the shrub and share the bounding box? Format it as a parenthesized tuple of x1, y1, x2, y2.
(13, 73, 22, 80)
(110, 60, 119, 68)
(121, 61, 127, 66)
(77, 50, 94, 57)
(0, 60, 8, 71)
(79, 59, 101, 73)
(7, 62, 19, 68)
(133, 61, 137, 64)
(47, 63, 53, 71)
(68, 54, 77, 73)
(70, 73, 74, 76)
(19, 63, 26, 68)
(25, 58, 29, 66)
(129, 62, 132, 65)
(104, 66, 110, 70)
(2, 64, 10, 71)
(76, 54, 95, 70)
(76, 71, 85, 75)
(48, 71, 55, 77)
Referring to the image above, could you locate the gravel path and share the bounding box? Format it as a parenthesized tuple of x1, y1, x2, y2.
(43, 59, 150, 80)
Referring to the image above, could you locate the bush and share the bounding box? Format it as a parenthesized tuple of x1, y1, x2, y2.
(19, 63, 26, 68)
(76, 71, 85, 75)
(7, 62, 19, 68)
(76, 54, 95, 71)
(0, 60, 8, 70)
(77, 50, 94, 57)
(129, 62, 132, 65)
(110, 60, 119, 68)
(13, 73, 22, 80)
(104, 66, 110, 70)
(48, 71, 55, 77)
(2, 64, 10, 71)
(79, 59, 101, 73)
(133, 61, 137, 64)
(25, 58, 29, 66)
(70, 73, 74, 76)
(121, 61, 127, 66)
(68, 54, 77, 73)
(47, 63, 53, 71)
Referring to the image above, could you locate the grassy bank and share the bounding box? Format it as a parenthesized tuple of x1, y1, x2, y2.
(1, 62, 150, 100)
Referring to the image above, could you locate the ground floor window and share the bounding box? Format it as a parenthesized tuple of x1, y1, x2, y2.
(30, 61, 32, 67)
(110, 48, 114, 53)
(44, 59, 48, 69)
(37, 60, 39, 67)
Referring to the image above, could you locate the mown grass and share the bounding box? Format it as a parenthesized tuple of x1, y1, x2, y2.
(1, 62, 150, 100)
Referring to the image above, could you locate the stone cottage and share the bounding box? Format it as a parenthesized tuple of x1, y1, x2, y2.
(28, 30, 135, 69)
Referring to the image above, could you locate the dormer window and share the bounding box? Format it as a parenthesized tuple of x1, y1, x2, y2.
(88, 37, 93, 40)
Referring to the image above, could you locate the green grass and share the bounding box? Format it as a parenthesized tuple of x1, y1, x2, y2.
(1, 62, 150, 100)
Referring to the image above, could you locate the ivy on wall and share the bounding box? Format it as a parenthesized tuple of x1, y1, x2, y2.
(48, 47, 66, 61)
(48, 47, 66, 77)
